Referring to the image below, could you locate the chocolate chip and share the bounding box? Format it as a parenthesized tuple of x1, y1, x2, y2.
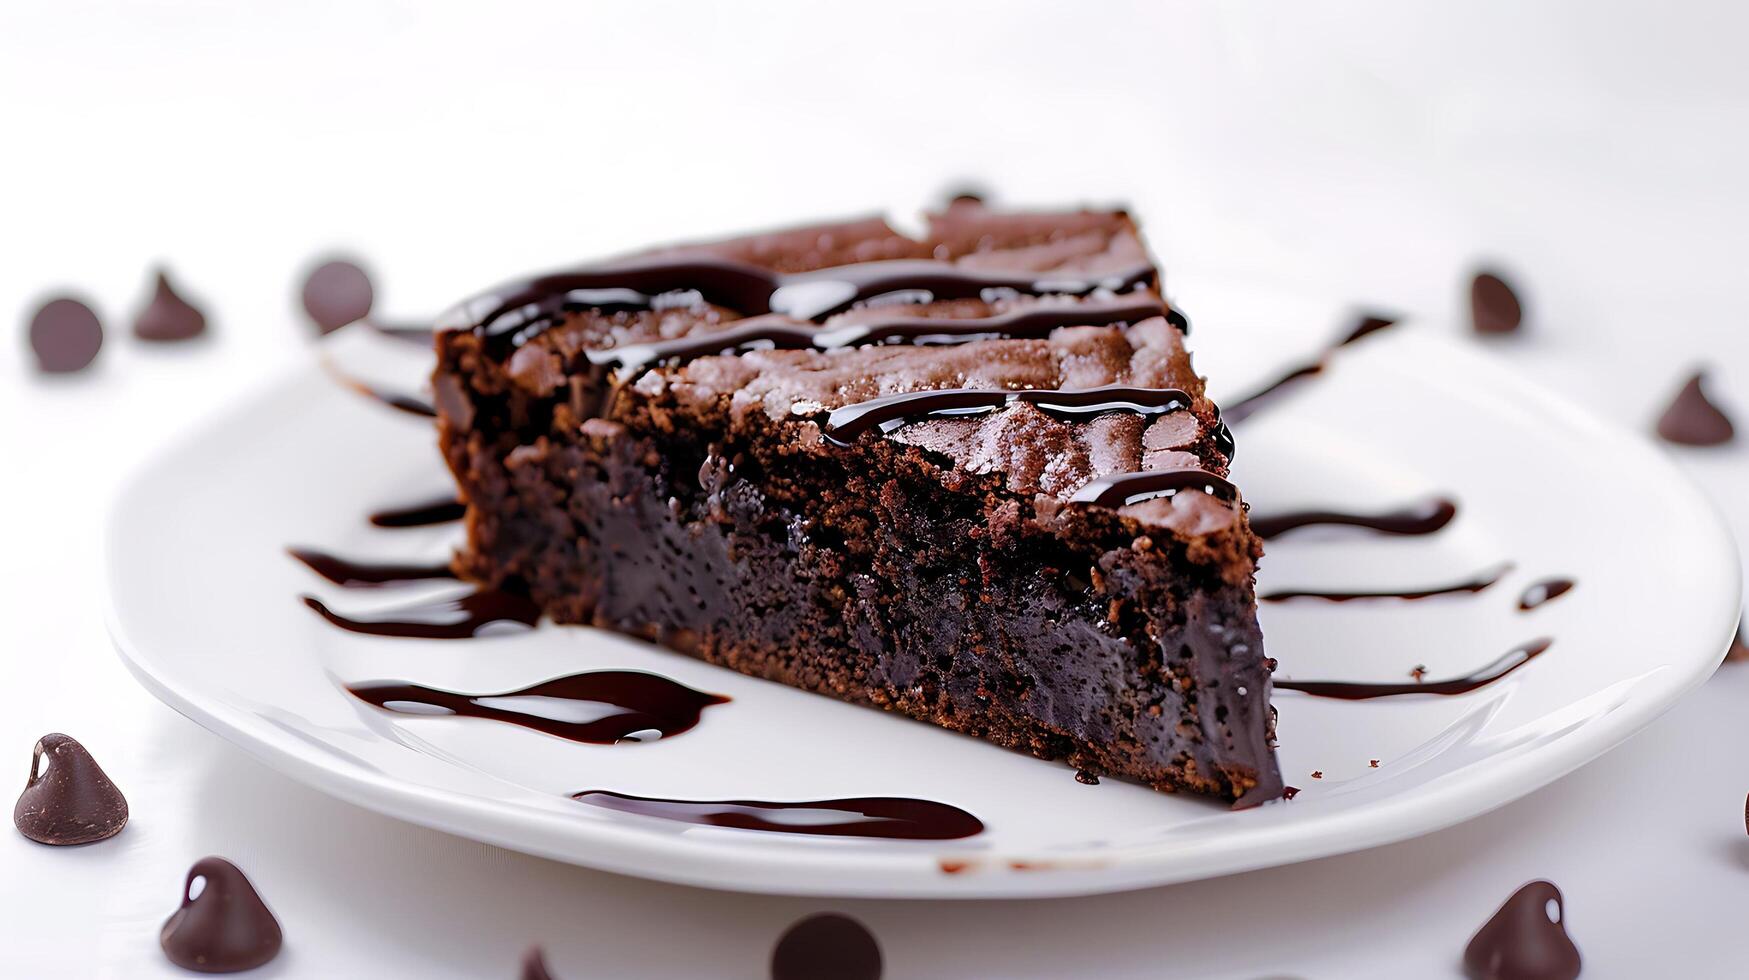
(27, 297, 103, 373)
(1470, 271, 1524, 335)
(1463, 880, 1581, 980)
(300, 257, 374, 334)
(13, 733, 128, 845)
(134, 268, 208, 341)
(1655, 371, 1734, 446)
(1074, 770, 1101, 785)
(160, 857, 284, 973)
(522, 946, 557, 980)
(771, 914, 882, 980)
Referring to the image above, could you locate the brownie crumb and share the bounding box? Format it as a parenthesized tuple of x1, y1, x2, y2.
(1410, 664, 1428, 682)
(1369, 759, 1379, 768)
(1310, 771, 1324, 779)
(1074, 770, 1101, 786)
(1282, 786, 1300, 800)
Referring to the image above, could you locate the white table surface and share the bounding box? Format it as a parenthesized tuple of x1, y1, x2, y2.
(5, 2, 1749, 976)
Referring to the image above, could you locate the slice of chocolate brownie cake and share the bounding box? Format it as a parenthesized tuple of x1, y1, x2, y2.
(432, 201, 1282, 805)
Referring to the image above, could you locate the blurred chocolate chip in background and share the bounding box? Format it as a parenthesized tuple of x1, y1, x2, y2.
(160, 856, 284, 973)
(1655, 370, 1735, 446)
(771, 913, 882, 980)
(134, 268, 209, 341)
(522, 946, 557, 980)
(13, 733, 128, 845)
(300, 256, 375, 334)
(1463, 880, 1580, 980)
(27, 297, 104, 373)
(1470, 271, 1524, 335)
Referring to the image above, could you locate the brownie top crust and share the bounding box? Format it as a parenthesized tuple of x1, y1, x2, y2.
(437, 201, 1239, 536)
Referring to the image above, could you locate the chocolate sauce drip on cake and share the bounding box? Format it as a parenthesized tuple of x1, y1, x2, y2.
(1275, 638, 1553, 700)
(1463, 880, 1581, 980)
(589, 297, 1173, 373)
(1069, 468, 1239, 508)
(160, 857, 283, 974)
(769, 259, 1157, 321)
(826, 385, 1193, 445)
(463, 257, 780, 345)
(568, 791, 984, 840)
(1249, 497, 1458, 540)
(771, 914, 883, 980)
(453, 256, 1158, 351)
(287, 548, 456, 588)
(348, 670, 728, 744)
(1518, 578, 1575, 611)
(301, 589, 539, 639)
(13, 734, 129, 846)
(1261, 563, 1510, 603)
(368, 495, 465, 528)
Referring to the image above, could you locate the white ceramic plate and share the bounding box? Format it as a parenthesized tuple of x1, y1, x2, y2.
(105, 292, 1739, 899)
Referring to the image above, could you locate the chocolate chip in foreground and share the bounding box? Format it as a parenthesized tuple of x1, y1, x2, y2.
(1463, 880, 1580, 980)
(522, 946, 557, 980)
(13, 733, 128, 845)
(27, 297, 103, 373)
(1655, 371, 1734, 446)
(134, 268, 208, 341)
(300, 257, 374, 334)
(161, 857, 284, 973)
(1470, 271, 1524, 336)
(771, 913, 882, 980)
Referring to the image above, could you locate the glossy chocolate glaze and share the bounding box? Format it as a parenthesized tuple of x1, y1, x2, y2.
(1261, 562, 1511, 603)
(1068, 468, 1239, 508)
(368, 495, 465, 528)
(768, 259, 1157, 321)
(568, 790, 984, 840)
(826, 385, 1193, 446)
(348, 670, 728, 744)
(287, 547, 456, 588)
(1249, 497, 1458, 540)
(588, 297, 1173, 374)
(1276, 638, 1553, 700)
(300, 589, 539, 639)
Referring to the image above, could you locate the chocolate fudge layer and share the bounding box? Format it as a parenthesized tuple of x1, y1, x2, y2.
(433, 202, 1282, 804)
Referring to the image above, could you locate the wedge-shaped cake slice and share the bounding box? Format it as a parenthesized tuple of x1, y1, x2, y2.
(432, 201, 1282, 804)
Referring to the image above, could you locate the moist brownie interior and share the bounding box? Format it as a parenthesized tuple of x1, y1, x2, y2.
(432, 201, 1283, 805)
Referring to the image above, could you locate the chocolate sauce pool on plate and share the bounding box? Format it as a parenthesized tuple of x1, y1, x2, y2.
(288, 548, 456, 588)
(569, 790, 984, 840)
(1261, 563, 1511, 603)
(301, 589, 539, 639)
(348, 671, 729, 744)
(368, 495, 465, 528)
(1275, 638, 1553, 700)
(1249, 497, 1458, 540)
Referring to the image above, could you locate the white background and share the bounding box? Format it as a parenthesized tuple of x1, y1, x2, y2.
(5, 2, 1749, 976)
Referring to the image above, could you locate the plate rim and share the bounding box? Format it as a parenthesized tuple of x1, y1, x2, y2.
(103, 328, 1743, 899)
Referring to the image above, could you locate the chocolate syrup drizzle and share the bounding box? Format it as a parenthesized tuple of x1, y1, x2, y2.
(288, 548, 456, 588)
(349, 671, 729, 744)
(368, 496, 465, 528)
(1249, 497, 1458, 540)
(825, 385, 1193, 445)
(1275, 638, 1553, 700)
(1069, 469, 1239, 508)
(301, 590, 539, 639)
(1518, 578, 1576, 611)
(587, 297, 1172, 373)
(322, 361, 437, 418)
(1224, 314, 1396, 425)
(1260, 562, 1511, 603)
(568, 790, 984, 840)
